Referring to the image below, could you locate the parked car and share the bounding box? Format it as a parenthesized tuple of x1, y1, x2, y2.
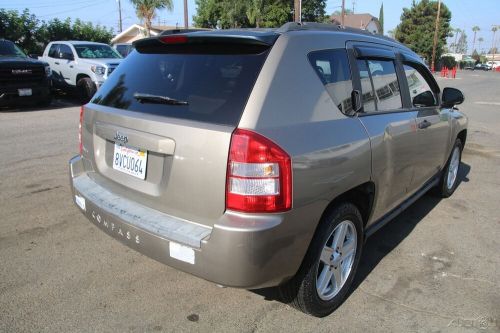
(69, 23, 467, 317)
(463, 63, 475, 70)
(487, 61, 499, 69)
(474, 63, 491, 71)
(113, 43, 134, 58)
(0, 39, 52, 107)
(40, 41, 123, 103)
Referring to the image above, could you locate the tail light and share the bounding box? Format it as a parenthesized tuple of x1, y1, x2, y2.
(79, 106, 84, 155)
(226, 129, 292, 213)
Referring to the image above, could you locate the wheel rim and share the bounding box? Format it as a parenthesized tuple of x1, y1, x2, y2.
(447, 147, 460, 190)
(316, 220, 357, 301)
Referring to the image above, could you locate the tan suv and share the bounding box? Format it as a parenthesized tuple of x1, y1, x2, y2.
(69, 23, 467, 317)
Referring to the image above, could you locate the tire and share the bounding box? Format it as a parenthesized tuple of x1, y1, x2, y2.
(436, 138, 462, 198)
(76, 77, 96, 104)
(278, 202, 363, 317)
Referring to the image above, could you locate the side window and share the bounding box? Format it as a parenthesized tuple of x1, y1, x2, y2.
(403, 63, 437, 107)
(48, 44, 59, 58)
(59, 44, 73, 59)
(308, 49, 353, 115)
(356, 58, 402, 112)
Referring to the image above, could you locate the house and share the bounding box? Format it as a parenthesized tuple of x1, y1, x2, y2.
(111, 24, 180, 45)
(330, 13, 382, 34)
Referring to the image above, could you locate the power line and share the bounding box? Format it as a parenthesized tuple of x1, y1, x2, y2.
(37, 0, 104, 18)
(2, 0, 101, 9)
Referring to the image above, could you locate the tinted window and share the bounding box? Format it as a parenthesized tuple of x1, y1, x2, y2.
(59, 44, 73, 58)
(0, 40, 27, 57)
(92, 50, 268, 126)
(74, 44, 121, 59)
(403, 63, 437, 107)
(356, 59, 402, 112)
(48, 44, 59, 58)
(308, 49, 353, 114)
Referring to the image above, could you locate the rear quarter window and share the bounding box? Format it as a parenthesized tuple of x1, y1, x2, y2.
(92, 49, 269, 126)
(308, 49, 353, 115)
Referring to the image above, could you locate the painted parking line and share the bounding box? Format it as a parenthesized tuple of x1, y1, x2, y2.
(474, 102, 500, 106)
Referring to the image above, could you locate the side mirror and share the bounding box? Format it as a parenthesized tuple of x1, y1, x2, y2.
(412, 91, 435, 107)
(441, 87, 464, 108)
(351, 90, 362, 114)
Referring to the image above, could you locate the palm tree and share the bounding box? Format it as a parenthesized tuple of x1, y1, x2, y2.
(471, 26, 480, 53)
(478, 37, 484, 54)
(130, 0, 173, 37)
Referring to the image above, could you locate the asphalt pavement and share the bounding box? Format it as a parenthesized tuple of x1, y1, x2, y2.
(0, 70, 499, 332)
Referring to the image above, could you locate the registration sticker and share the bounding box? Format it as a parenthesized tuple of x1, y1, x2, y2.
(169, 242, 195, 264)
(113, 144, 148, 179)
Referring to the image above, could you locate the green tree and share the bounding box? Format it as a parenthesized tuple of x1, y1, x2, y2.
(471, 26, 480, 53)
(0, 9, 113, 55)
(194, 0, 299, 29)
(379, 2, 384, 35)
(440, 55, 456, 68)
(301, 0, 326, 23)
(0, 9, 45, 54)
(394, 0, 452, 62)
(130, 0, 173, 36)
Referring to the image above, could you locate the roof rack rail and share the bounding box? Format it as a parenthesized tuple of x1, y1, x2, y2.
(276, 22, 397, 43)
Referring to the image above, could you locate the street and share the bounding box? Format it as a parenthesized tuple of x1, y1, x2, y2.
(0, 70, 499, 332)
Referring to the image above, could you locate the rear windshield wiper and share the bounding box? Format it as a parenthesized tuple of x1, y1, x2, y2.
(133, 92, 188, 105)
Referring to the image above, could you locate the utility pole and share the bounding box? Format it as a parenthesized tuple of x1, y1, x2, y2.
(183, 0, 188, 29)
(117, 0, 123, 33)
(341, 0, 345, 25)
(294, 0, 301, 23)
(431, 0, 441, 72)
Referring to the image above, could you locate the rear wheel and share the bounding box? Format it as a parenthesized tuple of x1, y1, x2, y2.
(76, 77, 96, 104)
(278, 203, 363, 317)
(436, 138, 462, 198)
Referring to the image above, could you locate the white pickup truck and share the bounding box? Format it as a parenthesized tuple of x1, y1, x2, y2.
(40, 41, 123, 102)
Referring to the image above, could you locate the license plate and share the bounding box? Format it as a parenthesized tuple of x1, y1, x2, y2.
(18, 88, 32, 96)
(113, 144, 148, 179)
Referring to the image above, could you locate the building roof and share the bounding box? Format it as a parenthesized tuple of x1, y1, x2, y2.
(111, 24, 180, 44)
(330, 13, 381, 32)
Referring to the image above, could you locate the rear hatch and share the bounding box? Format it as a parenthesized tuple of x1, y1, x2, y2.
(81, 31, 277, 227)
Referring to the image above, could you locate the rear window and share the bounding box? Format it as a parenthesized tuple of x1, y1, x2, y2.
(92, 48, 269, 126)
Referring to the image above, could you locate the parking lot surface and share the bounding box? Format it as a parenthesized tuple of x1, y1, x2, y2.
(1, 70, 499, 332)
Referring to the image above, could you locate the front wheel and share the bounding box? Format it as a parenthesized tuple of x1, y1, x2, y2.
(76, 77, 96, 104)
(436, 138, 462, 198)
(278, 203, 363, 317)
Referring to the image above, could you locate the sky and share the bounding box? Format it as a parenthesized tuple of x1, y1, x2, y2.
(2, 0, 499, 52)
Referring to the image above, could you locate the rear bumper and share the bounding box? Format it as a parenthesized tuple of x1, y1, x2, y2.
(69, 155, 309, 288)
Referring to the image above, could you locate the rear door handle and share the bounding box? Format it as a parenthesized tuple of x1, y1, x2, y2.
(418, 119, 432, 129)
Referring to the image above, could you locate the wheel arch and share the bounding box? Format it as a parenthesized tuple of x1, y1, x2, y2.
(76, 73, 91, 83)
(320, 182, 375, 230)
(457, 129, 467, 147)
